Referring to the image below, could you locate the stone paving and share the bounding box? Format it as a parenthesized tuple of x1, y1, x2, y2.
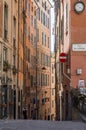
(0, 120, 86, 130)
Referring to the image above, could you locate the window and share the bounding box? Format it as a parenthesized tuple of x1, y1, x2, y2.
(31, 75, 33, 86)
(26, 24, 28, 38)
(13, 55, 16, 66)
(48, 37, 50, 48)
(47, 75, 49, 85)
(45, 55, 47, 66)
(41, 74, 44, 86)
(42, 32, 46, 45)
(24, 0, 27, 10)
(66, 3, 68, 34)
(3, 48, 7, 61)
(48, 18, 49, 28)
(52, 88, 55, 95)
(42, 32, 43, 44)
(20, 58, 23, 72)
(31, 15, 33, 26)
(45, 74, 47, 86)
(26, 46, 28, 61)
(37, 28, 39, 42)
(31, 4, 33, 12)
(37, 8, 40, 20)
(4, 3, 8, 39)
(28, 26, 30, 40)
(61, 18, 63, 40)
(52, 64, 54, 73)
(43, 12, 45, 25)
(41, 53, 44, 66)
(28, 48, 30, 62)
(41, 11, 43, 23)
(31, 33, 33, 44)
(34, 18, 36, 29)
(34, 36, 36, 48)
(45, 34, 46, 46)
(13, 17, 16, 38)
(45, 15, 47, 26)
(44, 2, 46, 10)
(13, 38, 16, 49)
(28, 3, 30, 17)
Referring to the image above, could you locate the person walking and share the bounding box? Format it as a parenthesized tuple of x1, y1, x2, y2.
(23, 107, 27, 119)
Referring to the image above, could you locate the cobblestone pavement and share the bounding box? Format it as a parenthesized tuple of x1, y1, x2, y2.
(0, 120, 86, 130)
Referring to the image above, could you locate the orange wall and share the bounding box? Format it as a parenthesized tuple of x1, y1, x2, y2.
(70, 0, 86, 88)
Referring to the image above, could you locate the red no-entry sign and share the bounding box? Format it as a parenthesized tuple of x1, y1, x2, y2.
(59, 52, 67, 63)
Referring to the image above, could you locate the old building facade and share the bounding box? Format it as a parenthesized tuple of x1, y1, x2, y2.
(0, 0, 52, 120)
(54, 0, 86, 120)
(0, 0, 18, 119)
(28, 0, 52, 120)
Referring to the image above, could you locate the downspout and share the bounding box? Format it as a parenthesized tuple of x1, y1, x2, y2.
(63, 63, 71, 81)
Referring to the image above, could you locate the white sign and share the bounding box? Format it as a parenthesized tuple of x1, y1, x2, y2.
(72, 44, 86, 51)
(79, 88, 84, 95)
(78, 80, 85, 88)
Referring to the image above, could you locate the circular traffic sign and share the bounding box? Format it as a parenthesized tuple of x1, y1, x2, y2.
(59, 52, 67, 63)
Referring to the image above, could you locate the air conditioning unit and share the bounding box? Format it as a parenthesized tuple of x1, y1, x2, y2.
(76, 69, 82, 75)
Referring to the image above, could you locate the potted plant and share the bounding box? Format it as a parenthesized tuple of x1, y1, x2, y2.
(12, 65, 17, 74)
(3, 61, 11, 71)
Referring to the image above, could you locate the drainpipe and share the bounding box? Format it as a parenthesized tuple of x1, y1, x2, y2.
(63, 63, 71, 81)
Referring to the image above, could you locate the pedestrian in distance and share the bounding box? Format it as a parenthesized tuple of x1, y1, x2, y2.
(23, 107, 27, 119)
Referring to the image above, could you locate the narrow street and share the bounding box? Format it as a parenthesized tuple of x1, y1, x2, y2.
(0, 0, 86, 126)
(0, 120, 86, 130)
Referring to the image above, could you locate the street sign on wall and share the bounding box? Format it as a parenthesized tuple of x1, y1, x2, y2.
(78, 80, 85, 88)
(72, 44, 86, 51)
(59, 52, 67, 63)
